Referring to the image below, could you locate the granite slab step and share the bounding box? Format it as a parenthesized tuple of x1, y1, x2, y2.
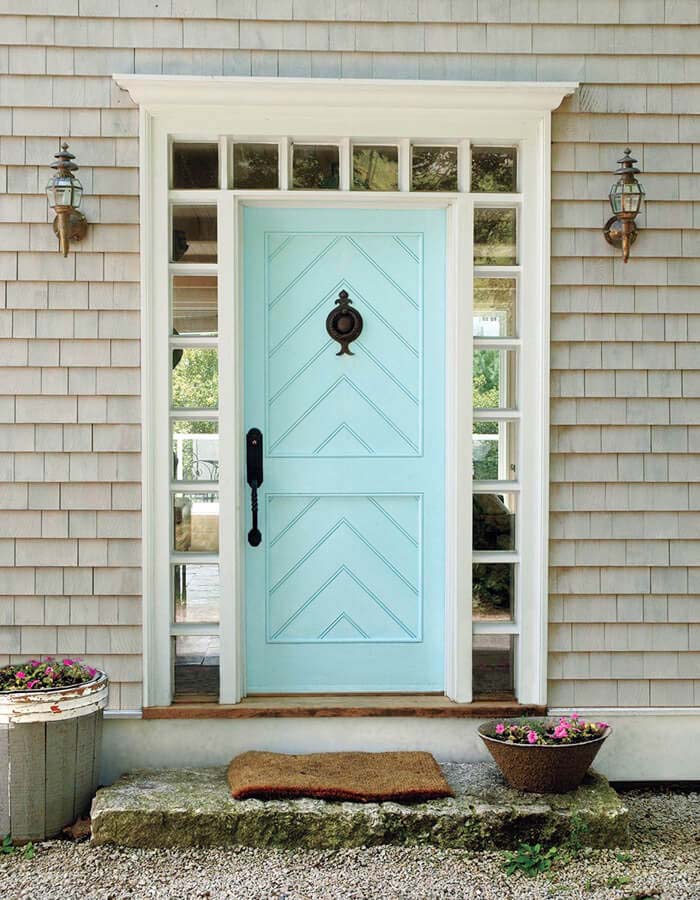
(91, 761, 629, 850)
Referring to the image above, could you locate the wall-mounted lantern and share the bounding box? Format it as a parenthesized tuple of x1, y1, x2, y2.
(45, 142, 87, 257)
(603, 148, 645, 263)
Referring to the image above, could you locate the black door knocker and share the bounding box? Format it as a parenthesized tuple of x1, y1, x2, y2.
(326, 289, 363, 356)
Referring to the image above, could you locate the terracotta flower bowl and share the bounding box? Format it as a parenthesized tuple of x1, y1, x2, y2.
(478, 719, 612, 794)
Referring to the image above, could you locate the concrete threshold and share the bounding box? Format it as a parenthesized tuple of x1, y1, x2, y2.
(91, 762, 629, 850)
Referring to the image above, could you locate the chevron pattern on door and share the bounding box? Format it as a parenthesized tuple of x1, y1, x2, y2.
(266, 232, 423, 457)
(266, 494, 421, 643)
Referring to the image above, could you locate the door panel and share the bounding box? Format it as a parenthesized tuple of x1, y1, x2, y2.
(244, 207, 445, 693)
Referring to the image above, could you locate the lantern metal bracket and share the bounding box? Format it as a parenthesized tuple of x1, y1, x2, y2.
(52, 209, 88, 256)
(602, 216, 638, 250)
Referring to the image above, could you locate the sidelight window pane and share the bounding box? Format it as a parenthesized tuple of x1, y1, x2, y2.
(352, 145, 399, 191)
(173, 492, 219, 553)
(473, 564, 515, 622)
(171, 205, 217, 263)
(471, 147, 517, 193)
(472, 634, 515, 696)
(233, 142, 279, 189)
(473, 493, 516, 552)
(292, 144, 340, 190)
(172, 142, 219, 190)
(472, 420, 517, 481)
(173, 564, 219, 624)
(473, 277, 516, 337)
(173, 635, 220, 699)
(411, 146, 458, 192)
(172, 420, 218, 482)
(473, 348, 517, 410)
(474, 208, 516, 266)
(171, 348, 218, 410)
(172, 275, 217, 336)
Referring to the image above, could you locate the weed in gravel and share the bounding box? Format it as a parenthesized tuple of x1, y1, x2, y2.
(503, 842, 558, 877)
(1, 834, 35, 860)
(607, 874, 631, 889)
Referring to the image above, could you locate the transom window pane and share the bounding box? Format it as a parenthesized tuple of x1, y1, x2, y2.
(172, 420, 219, 482)
(292, 144, 340, 190)
(473, 634, 515, 695)
(473, 420, 517, 481)
(171, 348, 218, 410)
(473, 277, 516, 337)
(411, 146, 458, 192)
(172, 275, 217, 336)
(173, 564, 219, 624)
(352, 145, 399, 191)
(473, 348, 517, 410)
(233, 142, 279, 189)
(174, 635, 219, 699)
(471, 147, 517, 193)
(173, 492, 219, 553)
(172, 142, 219, 190)
(473, 492, 517, 553)
(474, 207, 517, 266)
(171, 205, 217, 263)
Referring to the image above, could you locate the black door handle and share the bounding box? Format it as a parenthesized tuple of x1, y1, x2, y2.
(246, 428, 263, 547)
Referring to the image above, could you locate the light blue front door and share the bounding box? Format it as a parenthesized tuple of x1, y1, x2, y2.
(244, 207, 446, 693)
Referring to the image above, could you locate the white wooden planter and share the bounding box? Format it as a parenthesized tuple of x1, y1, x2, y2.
(0, 673, 109, 841)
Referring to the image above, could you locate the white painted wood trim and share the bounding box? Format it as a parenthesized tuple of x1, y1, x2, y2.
(132, 77, 565, 708)
(114, 76, 577, 113)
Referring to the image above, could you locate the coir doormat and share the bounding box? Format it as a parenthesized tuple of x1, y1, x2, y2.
(227, 750, 455, 803)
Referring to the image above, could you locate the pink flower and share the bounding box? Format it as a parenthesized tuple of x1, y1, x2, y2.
(15, 671, 26, 680)
(596, 721, 609, 730)
(26, 679, 39, 689)
(527, 730, 538, 744)
(45, 666, 53, 674)
(570, 712, 580, 720)
(87, 666, 97, 677)
(553, 725, 568, 739)
(62, 658, 74, 666)
(495, 723, 506, 735)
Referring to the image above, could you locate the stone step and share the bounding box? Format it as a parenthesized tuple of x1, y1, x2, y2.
(90, 761, 629, 850)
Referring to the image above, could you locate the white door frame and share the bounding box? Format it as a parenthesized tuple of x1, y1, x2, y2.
(115, 75, 577, 708)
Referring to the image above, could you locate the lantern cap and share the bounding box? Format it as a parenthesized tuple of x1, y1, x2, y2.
(614, 147, 641, 179)
(50, 142, 79, 173)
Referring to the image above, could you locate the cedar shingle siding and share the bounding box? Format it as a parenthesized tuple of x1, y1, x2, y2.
(1, 1, 699, 709)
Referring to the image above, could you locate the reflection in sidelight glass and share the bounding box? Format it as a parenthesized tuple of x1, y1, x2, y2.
(173, 492, 219, 553)
(172, 275, 217, 336)
(173, 564, 219, 624)
(171, 348, 218, 410)
(292, 144, 340, 190)
(473, 348, 517, 409)
(471, 147, 517, 193)
(411, 146, 458, 191)
(352, 145, 399, 191)
(172, 142, 219, 190)
(473, 278, 516, 337)
(172, 420, 218, 482)
(472, 634, 515, 696)
(472, 420, 517, 481)
(233, 142, 279, 189)
(173, 634, 220, 698)
(474, 208, 516, 265)
(171, 205, 217, 263)
(473, 564, 515, 622)
(473, 494, 516, 552)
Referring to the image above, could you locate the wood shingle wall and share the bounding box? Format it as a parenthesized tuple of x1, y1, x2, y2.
(1, 0, 699, 709)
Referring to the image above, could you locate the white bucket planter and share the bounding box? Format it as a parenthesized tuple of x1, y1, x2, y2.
(0, 672, 109, 841)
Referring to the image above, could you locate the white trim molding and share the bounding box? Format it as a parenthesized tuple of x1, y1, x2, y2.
(114, 75, 577, 114)
(119, 74, 577, 709)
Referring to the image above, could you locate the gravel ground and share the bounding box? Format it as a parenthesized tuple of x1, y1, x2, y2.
(1, 789, 698, 900)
